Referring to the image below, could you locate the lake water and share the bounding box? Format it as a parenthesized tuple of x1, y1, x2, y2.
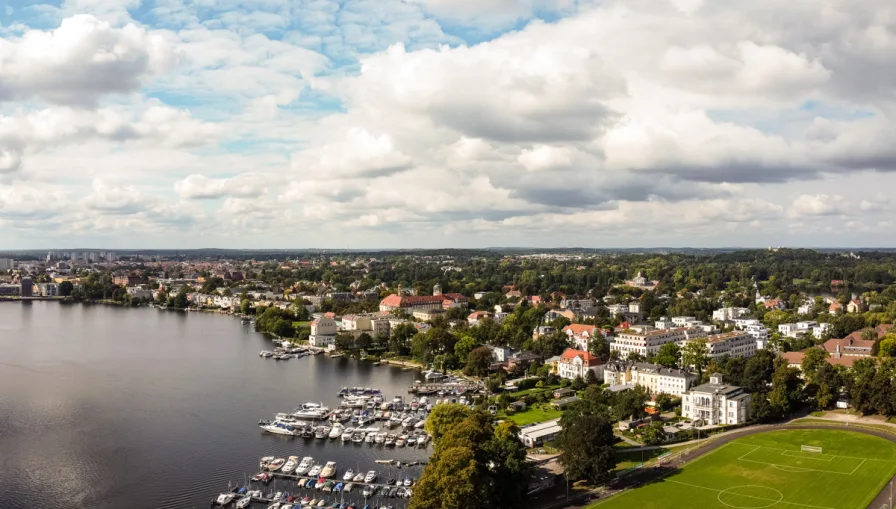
(0, 302, 426, 509)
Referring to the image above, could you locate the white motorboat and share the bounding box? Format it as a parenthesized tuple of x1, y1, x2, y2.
(321, 461, 337, 478)
(364, 470, 377, 483)
(260, 350, 274, 358)
(341, 428, 355, 441)
(328, 424, 343, 439)
(343, 468, 355, 481)
(374, 432, 386, 444)
(236, 497, 251, 509)
(267, 458, 286, 471)
(259, 421, 301, 436)
(308, 464, 322, 477)
(314, 426, 330, 439)
(352, 472, 365, 483)
(365, 431, 376, 444)
(295, 456, 313, 475)
(351, 432, 364, 444)
(396, 435, 408, 447)
(281, 455, 299, 474)
(216, 493, 236, 505)
(292, 403, 330, 420)
(260, 456, 275, 469)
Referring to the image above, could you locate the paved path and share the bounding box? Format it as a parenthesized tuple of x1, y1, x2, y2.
(576, 423, 896, 509)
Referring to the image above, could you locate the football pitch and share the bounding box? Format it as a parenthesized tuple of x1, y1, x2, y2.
(591, 429, 896, 509)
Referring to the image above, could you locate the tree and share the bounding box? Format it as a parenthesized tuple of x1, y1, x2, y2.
(588, 335, 611, 362)
(743, 349, 776, 392)
(570, 375, 586, 391)
(454, 334, 479, 360)
(557, 407, 616, 484)
(769, 364, 803, 417)
(654, 342, 681, 369)
(464, 347, 493, 377)
(640, 421, 667, 446)
(749, 391, 775, 423)
(584, 368, 599, 386)
(425, 403, 473, 441)
(59, 281, 74, 296)
(485, 377, 502, 394)
(410, 445, 485, 509)
(335, 333, 355, 351)
(356, 332, 373, 351)
(389, 323, 416, 355)
(171, 287, 189, 309)
(681, 338, 710, 380)
(801, 348, 829, 382)
(879, 335, 896, 357)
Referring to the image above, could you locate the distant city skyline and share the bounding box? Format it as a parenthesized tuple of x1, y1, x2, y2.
(2, 0, 895, 248)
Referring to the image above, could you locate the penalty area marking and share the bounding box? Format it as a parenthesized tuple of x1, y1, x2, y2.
(664, 480, 835, 509)
(781, 450, 833, 462)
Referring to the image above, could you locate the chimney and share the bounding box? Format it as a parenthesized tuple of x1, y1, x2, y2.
(835, 343, 841, 359)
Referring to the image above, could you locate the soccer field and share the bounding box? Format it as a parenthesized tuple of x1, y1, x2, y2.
(591, 429, 896, 509)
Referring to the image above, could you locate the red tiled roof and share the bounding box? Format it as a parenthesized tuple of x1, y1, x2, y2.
(560, 348, 601, 366)
(564, 324, 598, 335)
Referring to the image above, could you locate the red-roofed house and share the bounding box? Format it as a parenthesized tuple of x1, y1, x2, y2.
(563, 324, 600, 351)
(781, 349, 863, 370)
(557, 348, 604, 380)
(829, 302, 844, 314)
(847, 297, 863, 314)
(467, 311, 493, 325)
(379, 293, 468, 312)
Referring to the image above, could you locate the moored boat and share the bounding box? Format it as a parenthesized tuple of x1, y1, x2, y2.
(321, 461, 337, 478)
(281, 455, 299, 474)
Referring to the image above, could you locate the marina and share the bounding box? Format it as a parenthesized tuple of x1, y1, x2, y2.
(0, 303, 428, 509)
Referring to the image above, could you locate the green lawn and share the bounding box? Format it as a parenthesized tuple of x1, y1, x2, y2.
(292, 321, 311, 328)
(506, 384, 562, 398)
(613, 448, 671, 473)
(589, 429, 896, 509)
(500, 406, 563, 426)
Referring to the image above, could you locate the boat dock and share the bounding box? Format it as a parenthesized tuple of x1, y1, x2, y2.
(408, 382, 481, 394)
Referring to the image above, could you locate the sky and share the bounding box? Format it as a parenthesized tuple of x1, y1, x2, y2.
(1, 0, 895, 250)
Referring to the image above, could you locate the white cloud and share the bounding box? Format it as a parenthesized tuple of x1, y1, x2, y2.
(0, 15, 178, 106)
(0, 147, 23, 174)
(517, 145, 574, 171)
(788, 194, 848, 218)
(175, 174, 267, 200)
(291, 127, 412, 179)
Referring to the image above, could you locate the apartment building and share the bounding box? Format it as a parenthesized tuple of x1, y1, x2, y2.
(681, 374, 751, 425)
(603, 361, 697, 397)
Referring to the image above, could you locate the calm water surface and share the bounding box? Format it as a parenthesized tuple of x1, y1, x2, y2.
(0, 302, 426, 509)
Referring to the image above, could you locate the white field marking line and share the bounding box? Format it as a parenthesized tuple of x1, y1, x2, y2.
(664, 479, 835, 509)
(859, 460, 896, 509)
(737, 445, 762, 461)
(732, 442, 896, 463)
(781, 451, 833, 462)
(848, 458, 867, 475)
(738, 457, 855, 475)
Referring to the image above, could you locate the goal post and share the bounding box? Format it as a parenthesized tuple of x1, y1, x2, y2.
(801, 445, 823, 454)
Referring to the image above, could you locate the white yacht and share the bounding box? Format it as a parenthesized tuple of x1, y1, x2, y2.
(320, 461, 337, 478)
(365, 431, 376, 444)
(343, 468, 355, 482)
(281, 456, 299, 474)
(295, 457, 313, 475)
(259, 421, 301, 436)
(308, 464, 322, 477)
(328, 424, 344, 439)
(341, 427, 355, 442)
(374, 432, 386, 444)
(364, 470, 377, 484)
(292, 403, 330, 420)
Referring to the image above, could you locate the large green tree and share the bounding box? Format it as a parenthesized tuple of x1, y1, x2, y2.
(681, 338, 710, 380)
(556, 405, 616, 484)
(654, 342, 681, 369)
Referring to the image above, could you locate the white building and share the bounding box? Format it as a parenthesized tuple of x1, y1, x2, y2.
(36, 283, 59, 296)
(0, 258, 14, 270)
(309, 315, 337, 348)
(127, 287, 154, 300)
(796, 321, 817, 331)
(681, 374, 751, 425)
(701, 331, 756, 360)
(519, 419, 562, 448)
(556, 348, 603, 380)
(611, 327, 706, 359)
(744, 323, 770, 350)
(672, 316, 697, 327)
(812, 323, 833, 339)
(603, 361, 697, 397)
(778, 323, 798, 337)
(654, 318, 675, 330)
(712, 307, 750, 322)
